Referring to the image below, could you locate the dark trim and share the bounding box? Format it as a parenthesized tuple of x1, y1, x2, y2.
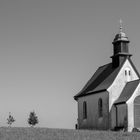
(126, 104, 128, 129)
(114, 101, 126, 105)
(115, 105, 118, 127)
(74, 89, 106, 100)
(112, 40, 130, 44)
(110, 53, 132, 58)
(128, 58, 140, 78)
(87, 89, 106, 94)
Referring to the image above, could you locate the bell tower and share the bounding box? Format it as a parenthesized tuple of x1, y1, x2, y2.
(111, 20, 132, 67)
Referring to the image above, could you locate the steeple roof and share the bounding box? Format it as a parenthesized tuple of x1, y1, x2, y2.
(113, 20, 129, 44)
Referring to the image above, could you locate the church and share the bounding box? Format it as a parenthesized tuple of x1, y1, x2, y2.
(74, 23, 140, 132)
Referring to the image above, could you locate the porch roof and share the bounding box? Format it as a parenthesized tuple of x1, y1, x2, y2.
(115, 79, 140, 105)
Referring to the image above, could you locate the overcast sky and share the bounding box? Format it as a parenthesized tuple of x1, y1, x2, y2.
(0, 0, 140, 128)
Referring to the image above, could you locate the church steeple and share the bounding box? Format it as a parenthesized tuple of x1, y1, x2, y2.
(111, 20, 132, 67)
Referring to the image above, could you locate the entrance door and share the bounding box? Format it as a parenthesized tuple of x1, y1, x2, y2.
(116, 104, 127, 129)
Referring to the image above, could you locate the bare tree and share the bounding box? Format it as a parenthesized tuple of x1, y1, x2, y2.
(7, 112, 15, 127)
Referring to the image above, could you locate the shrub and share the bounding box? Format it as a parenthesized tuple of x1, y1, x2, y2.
(7, 112, 15, 127)
(28, 111, 39, 127)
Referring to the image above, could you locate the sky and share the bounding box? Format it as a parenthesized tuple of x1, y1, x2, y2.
(0, 0, 140, 129)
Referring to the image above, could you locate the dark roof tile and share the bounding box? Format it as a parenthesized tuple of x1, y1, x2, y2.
(115, 80, 140, 104)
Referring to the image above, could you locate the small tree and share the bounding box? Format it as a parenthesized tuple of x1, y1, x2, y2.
(7, 112, 15, 127)
(28, 111, 38, 127)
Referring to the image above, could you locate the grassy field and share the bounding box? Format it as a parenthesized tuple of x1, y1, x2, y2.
(0, 127, 140, 140)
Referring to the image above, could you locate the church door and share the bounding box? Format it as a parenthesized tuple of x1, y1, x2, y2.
(116, 104, 127, 129)
(134, 96, 140, 128)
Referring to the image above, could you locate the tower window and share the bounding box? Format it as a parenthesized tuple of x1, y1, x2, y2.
(98, 98, 103, 118)
(83, 101, 87, 119)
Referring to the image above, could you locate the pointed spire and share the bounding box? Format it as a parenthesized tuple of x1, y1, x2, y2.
(119, 19, 123, 33)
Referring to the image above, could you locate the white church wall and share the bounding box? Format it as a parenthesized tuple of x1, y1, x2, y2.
(77, 91, 109, 130)
(107, 59, 139, 129)
(127, 83, 140, 132)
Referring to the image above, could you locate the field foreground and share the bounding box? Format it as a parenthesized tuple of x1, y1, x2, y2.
(0, 127, 140, 140)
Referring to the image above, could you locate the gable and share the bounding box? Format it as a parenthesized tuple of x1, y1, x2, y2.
(108, 59, 139, 110)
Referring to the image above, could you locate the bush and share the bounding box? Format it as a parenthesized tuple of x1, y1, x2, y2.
(7, 112, 15, 127)
(132, 127, 140, 132)
(28, 111, 39, 127)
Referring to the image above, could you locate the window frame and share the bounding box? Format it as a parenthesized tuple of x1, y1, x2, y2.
(83, 101, 87, 119)
(125, 70, 127, 76)
(98, 98, 103, 118)
(129, 70, 131, 76)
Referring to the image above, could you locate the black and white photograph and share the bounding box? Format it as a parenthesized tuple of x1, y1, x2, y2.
(0, 0, 140, 139)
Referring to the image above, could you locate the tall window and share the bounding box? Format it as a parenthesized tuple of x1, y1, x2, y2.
(125, 70, 127, 76)
(129, 70, 131, 76)
(125, 68, 131, 76)
(98, 98, 103, 118)
(124, 67, 131, 82)
(83, 101, 87, 119)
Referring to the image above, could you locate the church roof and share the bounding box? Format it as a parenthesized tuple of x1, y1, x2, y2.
(74, 58, 140, 100)
(115, 80, 140, 105)
(74, 59, 125, 100)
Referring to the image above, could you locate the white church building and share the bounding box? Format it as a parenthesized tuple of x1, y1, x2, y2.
(74, 24, 140, 132)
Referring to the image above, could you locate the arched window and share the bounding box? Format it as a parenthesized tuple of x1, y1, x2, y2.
(83, 101, 87, 119)
(98, 98, 103, 118)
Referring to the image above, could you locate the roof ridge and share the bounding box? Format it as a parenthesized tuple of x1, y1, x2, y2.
(128, 58, 140, 78)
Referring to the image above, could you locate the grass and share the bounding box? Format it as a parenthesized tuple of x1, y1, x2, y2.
(0, 127, 140, 140)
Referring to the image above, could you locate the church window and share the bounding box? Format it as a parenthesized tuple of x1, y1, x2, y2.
(125, 70, 127, 76)
(83, 101, 87, 119)
(129, 70, 131, 76)
(98, 98, 103, 118)
(124, 67, 131, 81)
(125, 68, 131, 76)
